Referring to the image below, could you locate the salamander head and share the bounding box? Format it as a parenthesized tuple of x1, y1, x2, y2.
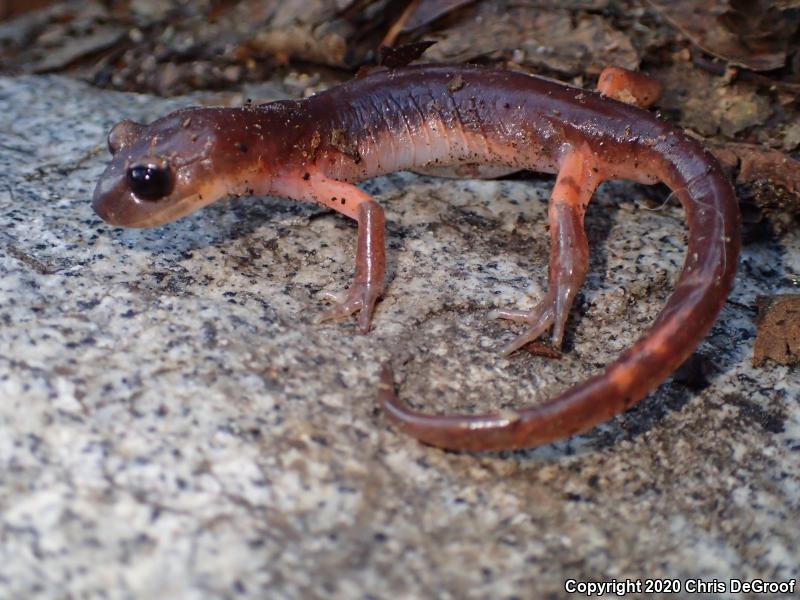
(93, 108, 265, 227)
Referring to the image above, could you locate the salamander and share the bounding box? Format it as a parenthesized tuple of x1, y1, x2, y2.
(93, 64, 740, 451)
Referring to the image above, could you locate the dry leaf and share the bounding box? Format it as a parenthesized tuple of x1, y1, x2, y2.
(402, 0, 476, 32)
(423, 6, 638, 75)
(657, 64, 772, 137)
(648, 0, 799, 71)
(754, 295, 800, 367)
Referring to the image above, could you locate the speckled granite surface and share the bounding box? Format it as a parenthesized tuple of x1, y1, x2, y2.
(0, 75, 798, 599)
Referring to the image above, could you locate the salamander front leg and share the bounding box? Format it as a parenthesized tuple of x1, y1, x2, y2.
(272, 174, 387, 332)
(318, 199, 386, 332)
(492, 148, 601, 355)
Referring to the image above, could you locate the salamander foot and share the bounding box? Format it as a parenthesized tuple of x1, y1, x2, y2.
(318, 282, 383, 333)
(490, 292, 558, 356)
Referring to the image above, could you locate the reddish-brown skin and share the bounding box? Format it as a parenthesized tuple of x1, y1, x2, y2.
(93, 65, 740, 451)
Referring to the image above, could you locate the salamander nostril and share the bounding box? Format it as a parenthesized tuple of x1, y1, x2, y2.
(127, 163, 173, 200)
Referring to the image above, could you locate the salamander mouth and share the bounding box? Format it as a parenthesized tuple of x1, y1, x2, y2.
(93, 151, 261, 227)
(93, 170, 229, 227)
(93, 191, 207, 228)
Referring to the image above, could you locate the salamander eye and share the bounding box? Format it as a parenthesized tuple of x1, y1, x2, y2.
(127, 163, 173, 201)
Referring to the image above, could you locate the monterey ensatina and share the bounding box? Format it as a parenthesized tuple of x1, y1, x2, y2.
(94, 65, 740, 451)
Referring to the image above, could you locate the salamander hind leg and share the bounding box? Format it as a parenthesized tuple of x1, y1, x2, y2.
(272, 174, 387, 332)
(491, 146, 601, 356)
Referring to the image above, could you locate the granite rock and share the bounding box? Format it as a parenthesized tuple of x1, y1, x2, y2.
(0, 75, 798, 599)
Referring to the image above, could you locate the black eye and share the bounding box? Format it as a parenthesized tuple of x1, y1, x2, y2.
(127, 164, 173, 200)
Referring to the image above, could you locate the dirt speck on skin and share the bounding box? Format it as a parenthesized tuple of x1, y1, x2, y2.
(448, 74, 465, 92)
(329, 128, 361, 163)
(753, 294, 800, 367)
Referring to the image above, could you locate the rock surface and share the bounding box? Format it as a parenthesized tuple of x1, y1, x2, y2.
(0, 74, 798, 598)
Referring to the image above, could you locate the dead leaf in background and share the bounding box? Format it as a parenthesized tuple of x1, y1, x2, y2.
(0, 0, 124, 73)
(381, 0, 474, 48)
(754, 295, 800, 367)
(245, 0, 356, 66)
(0, 0, 55, 20)
(714, 87, 773, 138)
(400, 0, 476, 32)
(710, 141, 800, 231)
(31, 26, 125, 72)
(250, 21, 352, 67)
(423, 6, 638, 75)
(783, 120, 800, 151)
(378, 40, 436, 67)
(647, 0, 800, 71)
(506, 0, 609, 9)
(381, 0, 422, 48)
(691, 52, 800, 95)
(262, 0, 349, 28)
(656, 64, 772, 138)
(713, 142, 800, 195)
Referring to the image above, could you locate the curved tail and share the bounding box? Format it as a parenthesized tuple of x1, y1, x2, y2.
(381, 137, 740, 451)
